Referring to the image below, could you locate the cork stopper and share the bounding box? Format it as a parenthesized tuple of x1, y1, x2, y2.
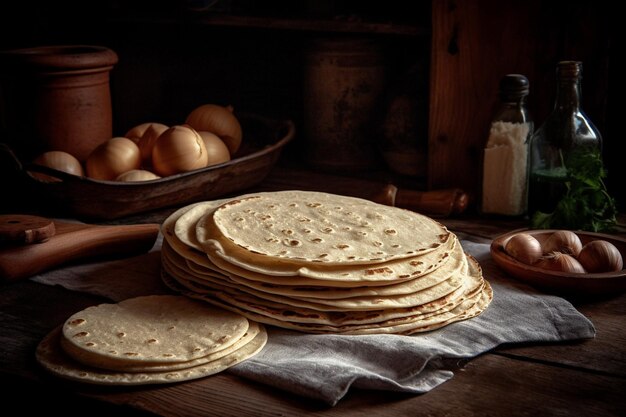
(557, 61, 582, 80)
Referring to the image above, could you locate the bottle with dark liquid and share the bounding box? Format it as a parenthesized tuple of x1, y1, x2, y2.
(528, 61, 602, 215)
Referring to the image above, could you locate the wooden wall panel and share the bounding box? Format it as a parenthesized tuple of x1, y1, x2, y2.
(428, 0, 612, 207)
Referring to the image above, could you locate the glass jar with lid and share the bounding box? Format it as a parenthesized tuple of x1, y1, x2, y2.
(481, 74, 533, 216)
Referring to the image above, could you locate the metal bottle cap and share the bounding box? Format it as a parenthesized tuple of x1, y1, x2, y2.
(499, 74, 530, 101)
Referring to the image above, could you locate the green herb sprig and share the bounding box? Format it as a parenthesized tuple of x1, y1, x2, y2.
(530, 148, 617, 232)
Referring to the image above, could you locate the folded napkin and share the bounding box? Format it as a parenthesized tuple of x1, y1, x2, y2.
(31, 237, 595, 406)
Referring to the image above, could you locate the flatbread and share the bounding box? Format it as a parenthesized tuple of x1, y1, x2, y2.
(62, 295, 249, 364)
(166, 192, 455, 285)
(161, 254, 490, 332)
(162, 250, 464, 312)
(174, 200, 230, 252)
(60, 321, 261, 372)
(198, 191, 451, 268)
(36, 326, 267, 386)
(162, 201, 229, 274)
(203, 234, 455, 283)
(159, 192, 492, 336)
(222, 238, 467, 298)
(162, 238, 467, 308)
(162, 260, 491, 335)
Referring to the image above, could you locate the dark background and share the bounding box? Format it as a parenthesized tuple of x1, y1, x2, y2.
(0, 0, 619, 211)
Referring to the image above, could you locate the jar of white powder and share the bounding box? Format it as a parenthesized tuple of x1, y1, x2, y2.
(481, 74, 533, 216)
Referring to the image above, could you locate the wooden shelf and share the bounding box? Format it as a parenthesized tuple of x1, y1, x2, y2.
(109, 13, 427, 37)
(194, 14, 427, 36)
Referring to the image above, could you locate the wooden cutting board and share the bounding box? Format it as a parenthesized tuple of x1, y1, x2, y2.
(0, 215, 160, 282)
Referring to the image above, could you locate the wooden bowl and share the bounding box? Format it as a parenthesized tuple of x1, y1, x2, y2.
(490, 229, 626, 295)
(7, 113, 294, 220)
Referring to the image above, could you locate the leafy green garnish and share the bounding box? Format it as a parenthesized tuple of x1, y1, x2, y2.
(530, 148, 617, 232)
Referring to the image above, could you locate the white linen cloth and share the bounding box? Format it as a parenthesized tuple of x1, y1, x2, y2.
(31, 236, 595, 406)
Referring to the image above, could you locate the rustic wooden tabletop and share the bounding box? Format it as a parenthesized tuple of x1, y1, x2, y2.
(2, 166, 625, 416)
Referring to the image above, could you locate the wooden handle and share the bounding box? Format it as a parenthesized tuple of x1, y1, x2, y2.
(371, 184, 469, 217)
(0, 221, 160, 282)
(0, 215, 56, 244)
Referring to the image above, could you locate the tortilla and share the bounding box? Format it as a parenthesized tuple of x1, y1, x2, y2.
(62, 295, 249, 364)
(198, 191, 451, 268)
(60, 321, 262, 372)
(162, 260, 491, 335)
(36, 326, 267, 385)
(162, 249, 465, 312)
(159, 191, 492, 336)
(165, 192, 455, 285)
(203, 234, 455, 283)
(161, 253, 489, 332)
(174, 200, 231, 252)
(221, 238, 466, 298)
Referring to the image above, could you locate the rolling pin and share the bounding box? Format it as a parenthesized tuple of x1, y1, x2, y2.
(0, 215, 160, 282)
(371, 184, 469, 217)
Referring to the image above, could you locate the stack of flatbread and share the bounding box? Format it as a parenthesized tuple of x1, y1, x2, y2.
(36, 295, 267, 385)
(161, 191, 492, 335)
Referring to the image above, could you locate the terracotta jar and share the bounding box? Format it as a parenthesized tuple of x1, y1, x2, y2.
(0, 45, 118, 161)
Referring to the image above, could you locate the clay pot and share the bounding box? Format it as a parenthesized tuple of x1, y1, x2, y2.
(0, 45, 118, 162)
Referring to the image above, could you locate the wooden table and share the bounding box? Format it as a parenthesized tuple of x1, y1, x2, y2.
(2, 166, 625, 416)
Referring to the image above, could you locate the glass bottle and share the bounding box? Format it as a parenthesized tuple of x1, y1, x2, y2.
(481, 74, 533, 216)
(528, 61, 602, 216)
